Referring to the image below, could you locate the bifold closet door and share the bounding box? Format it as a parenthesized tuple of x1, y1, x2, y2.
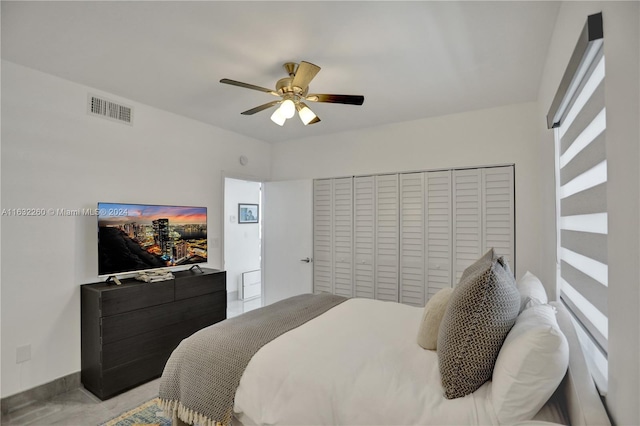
(353, 176, 375, 298)
(313, 166, 514, 300)
(332, 178, 354, 297)
(400, 173, 425, 306)
(425, 170, 453, 300)
(313, 179, 333, 293)
(453, 169, 483, 284)
(452, 166, 516, 284)
(375, 175, 399, 302)
(482, 166, 515, 270)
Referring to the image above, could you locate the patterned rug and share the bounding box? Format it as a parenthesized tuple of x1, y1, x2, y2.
(99, 397, 171, 426)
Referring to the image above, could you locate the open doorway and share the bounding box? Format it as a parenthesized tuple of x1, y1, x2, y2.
(223, 177, 263, 317)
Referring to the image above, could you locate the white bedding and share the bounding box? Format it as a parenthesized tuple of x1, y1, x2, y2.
(233, 298, 498, 425)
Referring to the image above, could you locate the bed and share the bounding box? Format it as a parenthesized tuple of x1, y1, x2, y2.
(159, 255, 611, 426)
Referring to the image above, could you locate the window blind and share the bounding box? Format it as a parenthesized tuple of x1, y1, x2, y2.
(553, 31, 608, 392)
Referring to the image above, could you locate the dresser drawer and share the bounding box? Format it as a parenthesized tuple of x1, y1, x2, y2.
(100, 280, 174, 316)
(101, 291, 226, 343)
(100, 352, 171, 399)
(174, 270, 226, 300)
(102, 311, 224, 369)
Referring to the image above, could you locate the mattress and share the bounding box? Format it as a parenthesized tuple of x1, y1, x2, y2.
(233, 297, 498, 425)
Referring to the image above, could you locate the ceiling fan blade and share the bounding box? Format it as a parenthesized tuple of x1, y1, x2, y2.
(241, 101, 280, 115)
(306, 94, 365, 105)
(220, 78, 279, 96)
(291, 61, 321, 90)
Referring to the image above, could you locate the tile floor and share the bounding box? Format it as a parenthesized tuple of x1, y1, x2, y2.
(0, 297, 262, 426)
(227, 296, 262, 318)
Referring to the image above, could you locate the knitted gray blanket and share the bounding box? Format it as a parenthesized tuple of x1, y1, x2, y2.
(159, 293, 347, 426)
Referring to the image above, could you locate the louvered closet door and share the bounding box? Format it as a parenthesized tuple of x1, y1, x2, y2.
(313, 179, 333, 293)
(375, 175, 399, 302)
(453, 169, 483, 284)
(482, 166, 515, 270)
(400, 173, 425, 306)
(425, 170, 453, 300)
(333, 178, 354, 297)
(353, 176, 375, 298)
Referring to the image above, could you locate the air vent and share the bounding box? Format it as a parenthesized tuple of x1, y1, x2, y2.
(88, 94, 133, 125)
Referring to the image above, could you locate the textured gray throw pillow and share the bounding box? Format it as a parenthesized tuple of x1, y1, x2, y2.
(459, 248, 494, 282)
(496, 255, 514, 279)
(437, 250, 520, 399)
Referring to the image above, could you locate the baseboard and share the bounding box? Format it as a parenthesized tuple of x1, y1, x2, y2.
(227, 290, 238, 302)
(1, 372, 80, 415)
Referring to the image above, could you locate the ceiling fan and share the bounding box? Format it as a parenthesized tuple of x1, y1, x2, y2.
(220, 61, 364, 126)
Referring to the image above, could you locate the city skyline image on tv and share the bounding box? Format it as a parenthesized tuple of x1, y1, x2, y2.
(98, 202, 207, 276)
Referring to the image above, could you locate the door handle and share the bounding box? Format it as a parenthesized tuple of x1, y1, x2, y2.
(300, 257, 312, 263)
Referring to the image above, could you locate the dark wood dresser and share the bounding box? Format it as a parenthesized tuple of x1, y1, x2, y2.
(81, 268, 226, 399)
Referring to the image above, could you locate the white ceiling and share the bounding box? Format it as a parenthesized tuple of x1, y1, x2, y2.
(1, 1, 560, 143)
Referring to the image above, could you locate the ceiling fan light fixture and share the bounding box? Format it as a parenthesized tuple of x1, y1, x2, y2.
(220, 60, 364, 127)
(279, 99, 296, 119)
(270, 108, 286, 126)
(297, 102, 317, 125)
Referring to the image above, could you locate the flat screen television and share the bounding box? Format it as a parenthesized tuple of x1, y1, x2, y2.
(98, 202, 207, 277)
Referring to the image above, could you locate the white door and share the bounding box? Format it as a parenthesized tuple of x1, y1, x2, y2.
(332, 177, 354, 297)
(353, 176, 375, 298)
(263, 179, 313, 306)
(313, 180, 333, 293)
(425, 170, 453, 298)
(453, 169, 483, 284)
(400, 172, 425, 306)
(482, 166, 515, 271)
(375, 174, 399, 302)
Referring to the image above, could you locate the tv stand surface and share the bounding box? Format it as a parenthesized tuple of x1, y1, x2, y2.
(81, 268, 226, 400)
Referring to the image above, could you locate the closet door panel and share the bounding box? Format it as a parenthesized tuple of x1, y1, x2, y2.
(400, 173, 425, 306)
(333, 178, 354, 297)
(313, 179, 333, 294)
(375, 175, 399, 302)
(453, 169, 483, 284)
(425, 170, 453, 300)
(313, 165, 514, 302)
(482, 166, 515, 271)
(354, 176, 375, 298)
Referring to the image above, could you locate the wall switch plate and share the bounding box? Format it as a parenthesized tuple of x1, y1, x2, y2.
(16, 345, 31, 363)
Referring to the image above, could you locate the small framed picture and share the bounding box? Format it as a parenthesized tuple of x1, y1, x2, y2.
(238, 203, 259, 224)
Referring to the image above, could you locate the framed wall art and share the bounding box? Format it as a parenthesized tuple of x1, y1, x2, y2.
(238, 203, 259, 224)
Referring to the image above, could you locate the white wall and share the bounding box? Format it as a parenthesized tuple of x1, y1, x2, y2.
(223, 178, 261, 296)
(271, 102, 541, 280)
(0, 61, 272, 398)
(536, 3, 639, 424)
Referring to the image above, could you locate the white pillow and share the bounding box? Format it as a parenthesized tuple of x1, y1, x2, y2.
(491, 304, 569, 425)
(416, 287, 453, 350)
(517, 271, 548, 311)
